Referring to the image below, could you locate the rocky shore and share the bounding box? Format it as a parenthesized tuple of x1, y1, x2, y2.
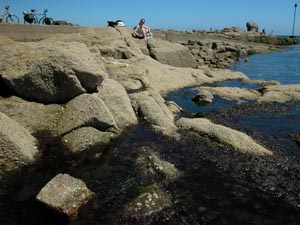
(0, 23, 300, 224)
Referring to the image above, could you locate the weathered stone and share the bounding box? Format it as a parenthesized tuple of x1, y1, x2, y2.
(130, 90, 177, 135)
(258, 84, 300, 102)
(147, 39, 198, 68)
(36, 173, 94, 218)
(62, 127, 115, 153)
(0, 41, 108, 103)
(176, 118, 273, 156)
(166, 101, 184, 115)
(0, 96, 63, 135)
(197, 86, 261, 100)
(136, 147, 180, 182)
(97, 79, 138, 130)
(56, 94, 118, 136)
(192, 90, 214, 103)
(0, 112, 38, 171)
(124, 184, 172, 219)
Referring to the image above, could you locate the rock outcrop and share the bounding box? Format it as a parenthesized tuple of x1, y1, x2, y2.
(97, 78, 138, 130)
(176, 118, 273, 156)
(130, 89, 177, 135)
(0, 112, 38, 171)
(56, 94, 118, 136)
(147, 39, 198, 68)
(62, 127, 115, 153)
(0, 41, 108, 103)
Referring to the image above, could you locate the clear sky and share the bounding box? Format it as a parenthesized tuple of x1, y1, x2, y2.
(1, 0, 299, 35)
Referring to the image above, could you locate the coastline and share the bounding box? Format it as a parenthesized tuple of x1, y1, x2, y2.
(0, 23, 300, 224)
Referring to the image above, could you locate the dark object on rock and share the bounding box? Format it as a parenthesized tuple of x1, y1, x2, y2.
(192, 90, 214, 104)
(289, 133, 300, 146)
(53, 20, 68, 25)
(107, 20, 125, 27)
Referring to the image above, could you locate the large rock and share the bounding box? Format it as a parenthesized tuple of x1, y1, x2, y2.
(97, 79, 138, 130)
(36, 173, 94, 218)
(176, 118, 273, 156)
(56, 94, 118, 136)
(197, 86, 261, 100)
(192, 90, 214, 103)
(258, 84, 300, 102)
(147, 39, 198, 68)
(62, 127, 115, 153)
(0, 112, 38, 171)
(246, 22, 259, 32)
(130, 89, 177, 135)
(0, 96, 63, 135)
(0, 41, 108, 103)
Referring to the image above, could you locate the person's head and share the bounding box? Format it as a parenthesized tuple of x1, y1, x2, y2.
(139, 19, 145, 24)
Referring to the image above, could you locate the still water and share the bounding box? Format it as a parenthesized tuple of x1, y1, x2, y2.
(231, 45, 300, 84)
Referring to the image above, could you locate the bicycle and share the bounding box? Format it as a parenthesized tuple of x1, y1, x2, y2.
(0, 6, 20, 23)
(23, 9, 54, 25)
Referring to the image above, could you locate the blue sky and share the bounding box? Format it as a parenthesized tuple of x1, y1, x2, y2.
(1, 0, 299, 35)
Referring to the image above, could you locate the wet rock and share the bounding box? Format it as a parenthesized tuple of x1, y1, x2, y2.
(192, 90, 214, 103)
(62, 127, 115, 153)
(0, 112, 38, 171)
(136, 147, 180, 184)
(176, 118, 273, 156)
(197, 86, 261, 101)
(258, 84, 300, 102)
(36, 173, 94, 219)
(289, 132, 300, 145)
(124, 185, 172, 219)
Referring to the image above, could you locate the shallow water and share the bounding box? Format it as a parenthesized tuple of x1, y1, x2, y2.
(1, 46, 300, 225)
(1, 124, 300, 225)
(231, 45, 300, 84)
(163, 80, 260, 114)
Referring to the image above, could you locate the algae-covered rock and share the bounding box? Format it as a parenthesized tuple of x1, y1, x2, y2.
(36, 173, 94, 219)
(176, 117, 273, 156)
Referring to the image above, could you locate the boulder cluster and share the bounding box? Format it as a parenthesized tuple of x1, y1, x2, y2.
(0, 25, 300, 220)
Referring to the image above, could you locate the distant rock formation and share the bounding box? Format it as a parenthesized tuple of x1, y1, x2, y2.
(246, 22, 259, 32)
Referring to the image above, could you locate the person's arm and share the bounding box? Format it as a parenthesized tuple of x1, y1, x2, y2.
(144, 25, 151, 33)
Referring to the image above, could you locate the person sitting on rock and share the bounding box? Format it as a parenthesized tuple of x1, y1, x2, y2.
(132, 18, 152, 39)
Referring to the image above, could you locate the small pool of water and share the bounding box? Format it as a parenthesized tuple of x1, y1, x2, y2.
(164, 80, 260, 114)
(202, 101, 300, 154)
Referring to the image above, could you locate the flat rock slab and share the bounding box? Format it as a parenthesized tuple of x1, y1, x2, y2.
(36, 173, 94, 217)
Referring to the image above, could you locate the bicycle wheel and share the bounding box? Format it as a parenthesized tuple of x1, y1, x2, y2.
(40, 17, 54, 25)
(6, 15, 19, 23)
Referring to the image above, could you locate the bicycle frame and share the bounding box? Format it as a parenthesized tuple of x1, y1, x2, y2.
(0, 6, 19, 23)
(0, 9, 8, 20)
